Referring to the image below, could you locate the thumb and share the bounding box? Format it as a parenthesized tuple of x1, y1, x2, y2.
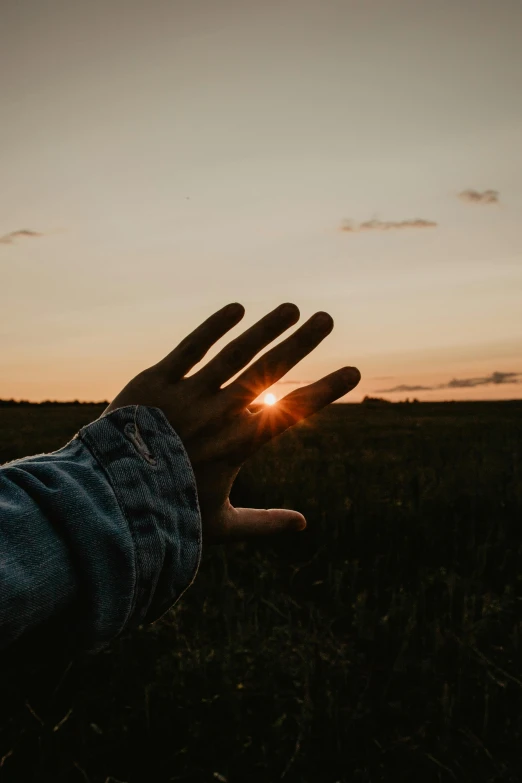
(226, 506, 307, 540)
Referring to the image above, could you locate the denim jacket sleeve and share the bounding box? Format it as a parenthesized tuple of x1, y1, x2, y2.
(0, 405, 202, 653)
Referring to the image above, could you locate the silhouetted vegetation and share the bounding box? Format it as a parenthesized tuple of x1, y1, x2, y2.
(0, 399, 109, 407)
(362, 395, 392, 405)
(1, 401, 521, 782)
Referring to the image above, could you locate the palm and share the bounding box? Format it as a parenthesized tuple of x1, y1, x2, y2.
(105, 302, 360, 545)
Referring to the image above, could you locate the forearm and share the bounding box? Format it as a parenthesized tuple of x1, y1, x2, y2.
(0, 405, 202, 653)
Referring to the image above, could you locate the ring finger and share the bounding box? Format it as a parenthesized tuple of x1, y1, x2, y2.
(221, 311, 335, 408)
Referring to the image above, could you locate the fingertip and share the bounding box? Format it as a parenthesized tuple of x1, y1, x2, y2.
(266, 509, 307, 533)
(225, 302, 245, 318)
(279, 302, 300, 321)
(341, 366, 361, 386)
(311, 311, 334, 334)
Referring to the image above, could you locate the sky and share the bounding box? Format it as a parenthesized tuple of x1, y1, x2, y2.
(1, 0, 521, 403)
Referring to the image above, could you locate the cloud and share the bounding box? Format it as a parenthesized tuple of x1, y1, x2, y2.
(446, 371, 519, 388)
(276, 379, 313, 385)
(341, 218, 437, 232)
(379, 371, 521, 393)
(457, 189, 499, 205)
(378, 384, 433, 393)
(0, 229, 44, 245)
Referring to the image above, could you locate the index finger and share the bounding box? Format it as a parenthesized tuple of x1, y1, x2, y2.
(154, 303, 245, 380)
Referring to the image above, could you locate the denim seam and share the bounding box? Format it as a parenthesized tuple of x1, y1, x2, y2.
(131, 406, 203, 622)
(123, 421, 158, 466)
(78, 405, 202, 629)
(76, 431, 140, 632)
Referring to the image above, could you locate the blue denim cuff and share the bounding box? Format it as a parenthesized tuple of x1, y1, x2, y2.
(77, 404, 202, 631)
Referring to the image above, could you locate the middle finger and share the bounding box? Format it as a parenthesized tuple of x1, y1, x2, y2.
(221, 311, 335, 407)
(192, 302, 301, 390)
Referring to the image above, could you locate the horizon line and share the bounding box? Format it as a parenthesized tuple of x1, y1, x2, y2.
(1, 397, 522, 406)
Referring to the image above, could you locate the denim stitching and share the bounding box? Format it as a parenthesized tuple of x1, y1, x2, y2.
(124, 418, 158, 466)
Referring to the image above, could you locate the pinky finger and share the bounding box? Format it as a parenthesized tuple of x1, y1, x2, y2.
(244, 366, 361, 451)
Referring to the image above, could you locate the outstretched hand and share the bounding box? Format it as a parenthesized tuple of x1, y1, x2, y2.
(103, 303, 360, 544)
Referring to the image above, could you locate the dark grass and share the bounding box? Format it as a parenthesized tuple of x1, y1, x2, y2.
(1, 401, 522, 783)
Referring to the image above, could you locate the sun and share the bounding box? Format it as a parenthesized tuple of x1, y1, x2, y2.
(263, 393, 277, 406)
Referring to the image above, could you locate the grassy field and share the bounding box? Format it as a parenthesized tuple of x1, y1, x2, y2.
(1, 401, 522, 783)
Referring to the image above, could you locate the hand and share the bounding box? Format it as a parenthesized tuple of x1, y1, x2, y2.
(103, 303, 360, 544)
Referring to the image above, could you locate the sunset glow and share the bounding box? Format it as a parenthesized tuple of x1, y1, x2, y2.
(1, 1, 521, 403)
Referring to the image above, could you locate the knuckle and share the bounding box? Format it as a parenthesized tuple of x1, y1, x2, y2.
(225, 345, 244, 369)
(137, 367, 158, 385)
(183, 341, 205, 365)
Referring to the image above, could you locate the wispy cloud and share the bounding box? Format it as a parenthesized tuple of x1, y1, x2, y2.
(0, 229, 44, 245)
(379, 371, 521, 393)
(341, 218, 437, 233)
(457, 189, 499, 205)
(276, 379, 313, 386)
(378, 384, 433, 393)
(446, 371, 519, 388)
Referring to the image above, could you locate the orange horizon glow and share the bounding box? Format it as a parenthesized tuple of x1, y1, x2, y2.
(1, 376, 521, 406)
(1, 2, 521, 405)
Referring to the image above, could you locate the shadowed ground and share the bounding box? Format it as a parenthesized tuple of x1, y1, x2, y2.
(1, 401, 521, 782)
